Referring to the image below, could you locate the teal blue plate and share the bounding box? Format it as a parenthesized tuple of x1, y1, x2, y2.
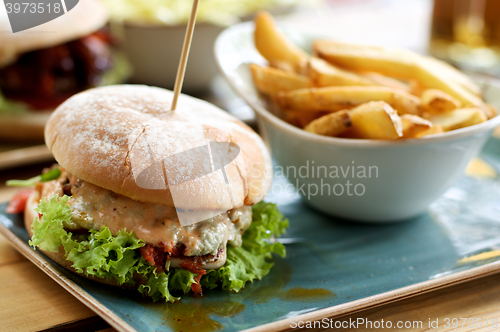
(1, 136, 500, 332)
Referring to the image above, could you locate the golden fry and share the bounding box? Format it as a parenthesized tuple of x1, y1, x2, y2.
(268, 60, 295, 73)
(313, 40, 485, 110)
(416, 124, 444, 137)
(486, 104, 498, 119)
(274, 86, 421, 115)
(305, 110, 351, 136)
(250, 64, 312, 95)
(282, 111, 302, 127)
(309, 56, 410, 91)
(408, 79, 426, 97)
(400, 114, 433, 138)
(426, 107, 487, 131)
(358, 72, 410, 92)
(254, 11, 309, 74)
(298, 110, 331, 128)
(422, 56, 482, 96)
(308, 57, 376, 87)
(348, 101, 403, 140)
(314, 40, 416, 78)
(421, 89, 461, 113)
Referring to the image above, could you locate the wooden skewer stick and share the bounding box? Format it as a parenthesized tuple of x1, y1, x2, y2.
(171, 0, 200, 111)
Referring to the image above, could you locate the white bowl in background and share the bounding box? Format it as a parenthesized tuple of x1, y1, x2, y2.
(119, 23, 224, 92)
(214, 21, 500, 222)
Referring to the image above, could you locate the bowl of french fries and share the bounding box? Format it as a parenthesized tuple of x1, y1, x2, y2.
(214, 12, 500, 222)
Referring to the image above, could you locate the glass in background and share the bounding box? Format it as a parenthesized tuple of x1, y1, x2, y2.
(429, 0, 500, 75)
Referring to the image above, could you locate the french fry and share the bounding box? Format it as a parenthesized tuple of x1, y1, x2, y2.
(358, 72, 411, 92)
(268, 60, 295, 73)
(426, 107, 487, 131)
(416, 124, 444, 137)
(305, 110, 351, 136)
(486, 104, 498, 118)
(408, 79, 426, 97)
(421, 89, 461, 113)
(281, 111, 302, 127)
(348, 101, 403, 139)
(314, 40, 417, 78)
(400, 114, 433, 138)
(288, 110, 331, 128)
(309, 56, 410, 91)
(392, 93, 422, 116)
(308, 57, 376, 87)
(250, 64, 312, 95)
(254, 11, 309, 74)
(313, 40, 486, 112)
(274, 86, 421, 115)
(422, 56, 482, 96)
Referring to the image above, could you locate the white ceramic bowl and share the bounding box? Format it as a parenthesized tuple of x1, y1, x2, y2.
(119, 23, 225, 92)
(214, 21, 500, 222)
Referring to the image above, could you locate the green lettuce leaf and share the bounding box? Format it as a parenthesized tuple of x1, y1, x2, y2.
(30, 195, 288, 302)
(201, 201, 288, 292)
(7, 167, 61, 187)
(138, 269, 178, 303)
(29, 195, 74, 252)
(169, 268, 198, 294)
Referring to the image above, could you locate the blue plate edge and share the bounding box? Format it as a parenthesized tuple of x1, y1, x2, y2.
(2, 211, 500, 332)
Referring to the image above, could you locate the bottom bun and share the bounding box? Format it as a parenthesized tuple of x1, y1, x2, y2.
(0, 111, 52, 142)
(24, 190, 135, 288)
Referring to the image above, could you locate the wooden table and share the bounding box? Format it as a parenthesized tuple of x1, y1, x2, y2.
(1, 151, 500, 332)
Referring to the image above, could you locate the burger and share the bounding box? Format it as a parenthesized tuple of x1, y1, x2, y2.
(0, 0, 131, 141)
(11, 85, 287, 302)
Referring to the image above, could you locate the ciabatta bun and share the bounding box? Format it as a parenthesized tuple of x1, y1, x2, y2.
(44, 85, 273, 211)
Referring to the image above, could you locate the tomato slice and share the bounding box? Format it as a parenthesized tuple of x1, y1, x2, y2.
(139, 244, 156, 266)
(6, 189, 34, 214)
(180, 261, 207, 296)
(191, 274, 204, 296)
